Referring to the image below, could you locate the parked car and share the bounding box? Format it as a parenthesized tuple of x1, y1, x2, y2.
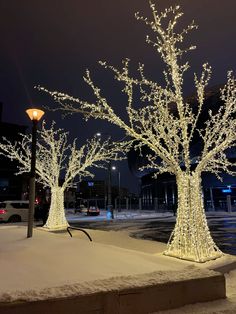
(0, 200, 42, 223)
(74, 204, 88, 214)
(87, 205, 100, 216)
(0, 201, 30, 223)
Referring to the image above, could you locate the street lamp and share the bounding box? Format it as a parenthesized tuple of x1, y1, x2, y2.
(26, 108, 44, 238)
(112, 166, 121, 212)
(96, 132, 114, 218)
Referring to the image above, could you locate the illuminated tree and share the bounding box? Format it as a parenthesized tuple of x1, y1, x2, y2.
(0, 121, 128, 231)
(39, 1, 236, 261)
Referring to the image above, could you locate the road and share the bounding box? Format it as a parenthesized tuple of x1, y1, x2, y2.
(70, 212, 236, 255)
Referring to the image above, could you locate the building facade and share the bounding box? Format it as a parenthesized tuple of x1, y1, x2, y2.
(0, 105, 28, 201)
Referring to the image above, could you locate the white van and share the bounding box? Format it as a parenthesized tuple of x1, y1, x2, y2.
(0, 201, 29, 223)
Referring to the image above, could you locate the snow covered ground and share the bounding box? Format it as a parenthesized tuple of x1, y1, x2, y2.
(0, 223, 236, 313)
(65, 209, 175, 222)
(66, 209, 236, 313)
(0, 224, 184, 300)
(65, 208, 236, 223)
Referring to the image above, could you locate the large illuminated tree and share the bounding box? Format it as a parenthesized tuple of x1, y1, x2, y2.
(0, 121, 128, 231)
(39, 1, 236, 261)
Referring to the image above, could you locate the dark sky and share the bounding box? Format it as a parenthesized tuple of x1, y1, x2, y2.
(0, 0, 236, 193)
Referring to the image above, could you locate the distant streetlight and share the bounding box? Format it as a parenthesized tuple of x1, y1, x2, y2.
(26, 108, 44, 238)
(112, 166, 121, 212)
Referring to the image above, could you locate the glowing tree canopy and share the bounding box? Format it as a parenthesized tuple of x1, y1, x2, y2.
(0, 121, 129, 231)
(39, 1, 236, 262)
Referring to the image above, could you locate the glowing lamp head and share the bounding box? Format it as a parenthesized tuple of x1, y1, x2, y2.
(112, 166, 116, 170)
(26, 108, 45, 121)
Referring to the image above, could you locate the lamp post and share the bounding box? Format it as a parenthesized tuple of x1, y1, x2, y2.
(26, 108, 44, 238)
(112, 166, 121, 212)
(107, 161, 114, 218)
(96, 132, 114, 219)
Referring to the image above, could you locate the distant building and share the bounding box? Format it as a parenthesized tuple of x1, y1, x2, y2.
(77, 179, 130, 209)
(78, 180, 106, 199)
(0, 103, 28, 200)
(77, 180, 106, 209)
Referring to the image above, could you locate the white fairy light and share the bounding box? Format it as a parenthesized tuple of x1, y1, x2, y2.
(38, 2, 236, 262)
(0, 121, 129, 231)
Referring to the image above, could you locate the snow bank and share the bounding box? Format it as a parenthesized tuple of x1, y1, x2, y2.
(0, 224, 234, 313)
(0, 266, 217, 303)
(0, 225, 211, 303)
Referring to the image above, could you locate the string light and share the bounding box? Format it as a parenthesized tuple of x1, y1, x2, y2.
(38, 2, 236, 261)
(0, 121, 129, 231)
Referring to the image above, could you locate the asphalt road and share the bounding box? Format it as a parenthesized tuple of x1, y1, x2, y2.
(71, 214, 236, 255)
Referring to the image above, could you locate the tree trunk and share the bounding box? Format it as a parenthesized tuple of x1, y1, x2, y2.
(164, 171, 223, 262)
(44, 186, 69, 231)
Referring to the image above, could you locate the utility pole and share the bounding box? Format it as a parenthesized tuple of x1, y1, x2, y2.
(26, 108, 44, 238)
(118, 171, 121, 212)
(107, 161, 114, 219)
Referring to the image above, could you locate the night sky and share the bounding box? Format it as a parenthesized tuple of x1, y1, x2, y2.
(0, 0, 236, 193)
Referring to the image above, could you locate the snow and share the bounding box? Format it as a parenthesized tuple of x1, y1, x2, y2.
(65, 209, 175, 223)
(0, 225, 185, 301)
(65, 209, 236, 223)
(0, 223, 236, 313)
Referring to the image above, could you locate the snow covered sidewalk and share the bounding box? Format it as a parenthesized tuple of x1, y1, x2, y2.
(0, 225, 234, 313)
(65, 209, 175, 222)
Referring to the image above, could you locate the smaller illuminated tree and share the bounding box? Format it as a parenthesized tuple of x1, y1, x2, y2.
(0, 121, 128, 230)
